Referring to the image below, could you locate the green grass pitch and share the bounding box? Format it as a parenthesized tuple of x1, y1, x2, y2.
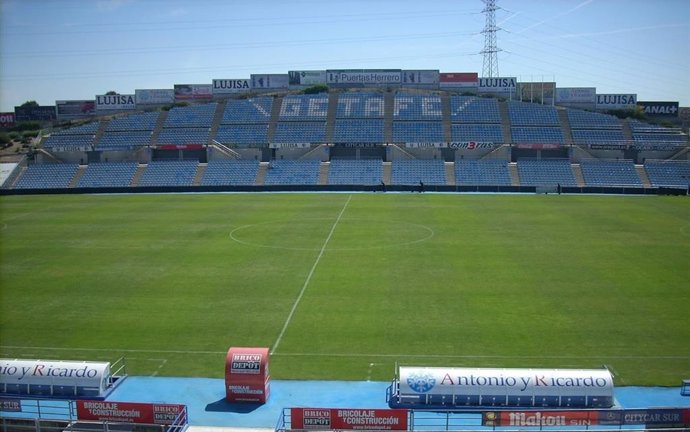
(1, 193, 689, 386)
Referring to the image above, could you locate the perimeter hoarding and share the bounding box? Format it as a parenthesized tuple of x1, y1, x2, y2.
(56, 100, 96, 120)
(225, 347, 270, 403)
(76, 401, 186, 425)
(0, 113, 16, 128)
(289, 71, 327, 86)
(439, 72, 478, 89)
(14, 105, 57, 122)
(212, 79, 251, 94)
(402, 70, 440, 86)
(95, 94, 136, 111)
(174, 84, 213, 101)
(637, 101, 679, 117)
(555, 87, 596, 104)
(483, 409, 690, 428)
(596, 93, 637, 110)
(290, 408, 408, 430)
(135, 89, 174, 105)
(327, 69, 402, 87)
(478, 77, 517, 95)
(251, 74, 289, 90)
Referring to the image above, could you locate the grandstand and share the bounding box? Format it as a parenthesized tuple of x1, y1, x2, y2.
(3, 82, 687, 194)
(14, 163, 78, 189)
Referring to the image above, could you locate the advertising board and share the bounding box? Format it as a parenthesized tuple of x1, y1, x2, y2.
(439, 72, 478, 88)
(212, 79, 251, 94)
(76, 401, 186, 425)
(402, 70, 440, 86)
(0, 398, 22, 412)
(555, 87, 596, 104)
(135, 89, 174, 105)
(174, 84, 213, 101)
(225, 347, 270, 403)
(14, 105, 57, 122)
(251, 74, 289, 90)
(680, 107, 690, 121)
(327, 69, 402, 87)
(478, 77, 517, 93)
(95, 94, 136, 111)
(289, 71, 327, 86)
(56, 100, 96, 119)
(0, 359, 110, 396)
(637, 101, 679, 117)
(290, 408, 408, 430)
(0, 112, 16, 128)
(397, 367, 613, 401)
(483, 411, 598, 427)
(596, 94, 637, 110)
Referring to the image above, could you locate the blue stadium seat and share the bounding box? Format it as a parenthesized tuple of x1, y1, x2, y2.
(508, 101, 559, 126)
(328, 159, 382, 185)
(644, 161, 690, 187)
(333, 119, 384, 143)
(571, 129, 626, 146)
(14, 164, 79, 189)
(391, 159, 446, 185)
(97, 131, 152, 149)
(138, 160, 199, 186)
(77, 162, 138, 187)
(158, 128, 209, 145)
(580, 160, 642, 186)
(451, 124, 503, 143)
(511, 127, 564, 144)
(336, 93, 385, 118)
(450, 96, 501, 123)
(567, 110, 621, 129)
(263, 160, 320, 185)
(222, 98, 273, 124)
(164, 103, 217, 128)
(455, 160, 511, 186)
(279, 95, 329, 121)
(274, 122, 326, 143)
(106, 112, 160, 131)
(216, 124, 269, 146)
(200, 160, 259, 186)
(42, 134, 94, 151)
(52, 122, 101, 135)
(517, 159, 577, 186)
(392, 122, 444, 143)
(394, 94, 442, 120)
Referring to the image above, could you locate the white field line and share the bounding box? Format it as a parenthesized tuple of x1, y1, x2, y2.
(271, 194, 352, 355)
(2, 345, 689, 360)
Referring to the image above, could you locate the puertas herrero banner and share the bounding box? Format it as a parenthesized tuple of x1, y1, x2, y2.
(291, 408, 408, 430)
(135, 89, 174, 105)
(76, 401, 186, 425)
(327, 70, 402, 87)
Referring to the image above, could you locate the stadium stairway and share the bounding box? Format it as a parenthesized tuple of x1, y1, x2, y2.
(382, 162, 392, 184)
(193, 163, 206, 186)
(384, 92, 394, 143)
(441, 93, 452, 142)
(318, 162, 329, 185)
(508, 162, 520, 186)
(267, 96, 283, 143)
(255, 162, 268, 185)
(557, 108, 574, 146)
(621, 120, 634, 142)
(208, 100, 227, 146)
(444, 162, 455, 185)
(572, 164, 586, 187)
(93, 120, 109, 147)
(325, 93, 338, 143)
(498, 101, 512, 144)
(69, 166, 87, 188)
(130, 164, 147, 186)
(150, 110, 168, 147)
(636, 165, 652, 188)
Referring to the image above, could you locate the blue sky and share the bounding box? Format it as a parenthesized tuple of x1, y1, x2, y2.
(1, 0, 688, 111)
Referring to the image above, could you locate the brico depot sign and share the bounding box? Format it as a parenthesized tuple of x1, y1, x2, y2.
(225, 347, 270, 403)
(291, 408, 408, 430)
(76, 401, 186, 425)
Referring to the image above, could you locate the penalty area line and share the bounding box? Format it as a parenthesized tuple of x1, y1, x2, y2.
(271, 194, 352, 355)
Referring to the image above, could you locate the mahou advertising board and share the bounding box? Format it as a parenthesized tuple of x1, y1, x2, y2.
(225, 347, 270, 403)
(291, 408, 408, 430)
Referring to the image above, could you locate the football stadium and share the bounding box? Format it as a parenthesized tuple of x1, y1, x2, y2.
(1, 1, 690, 431)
